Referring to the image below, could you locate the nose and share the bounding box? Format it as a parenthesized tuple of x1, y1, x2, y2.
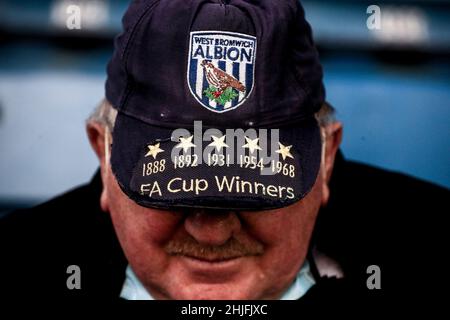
(184, 209, 242, 246)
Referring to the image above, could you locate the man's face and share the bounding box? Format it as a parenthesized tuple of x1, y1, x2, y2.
(101, 159, 325, 300)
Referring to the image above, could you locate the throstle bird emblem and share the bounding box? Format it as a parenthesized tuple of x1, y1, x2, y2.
(201, 60, 246, 93)
(201, 60, 246, 105)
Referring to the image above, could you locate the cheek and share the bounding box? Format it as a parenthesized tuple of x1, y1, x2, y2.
(242, 176, 323, 281)
(104, 172, 183, 269)
(243, 176, 322, 247)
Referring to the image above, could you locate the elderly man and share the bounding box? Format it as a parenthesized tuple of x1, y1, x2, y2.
(0, 0, 447, 306)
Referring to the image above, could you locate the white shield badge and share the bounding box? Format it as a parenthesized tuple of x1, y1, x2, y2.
(187, 31, 257, 113)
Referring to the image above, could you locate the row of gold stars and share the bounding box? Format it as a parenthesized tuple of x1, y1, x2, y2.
(145, 135, 294, 160)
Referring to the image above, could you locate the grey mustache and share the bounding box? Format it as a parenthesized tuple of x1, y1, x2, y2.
(164, 236, 264, 261)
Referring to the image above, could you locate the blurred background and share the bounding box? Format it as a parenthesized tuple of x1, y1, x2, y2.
(0, 0, 449, 215)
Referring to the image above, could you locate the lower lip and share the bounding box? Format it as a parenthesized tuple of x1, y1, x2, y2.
(179, 256, 245, 279)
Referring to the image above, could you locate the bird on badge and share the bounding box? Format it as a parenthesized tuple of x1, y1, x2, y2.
(201, 60, 246, 95)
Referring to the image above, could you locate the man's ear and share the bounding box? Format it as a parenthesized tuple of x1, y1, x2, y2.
(86, 122, 110, 212)
(87, 121, 106, 162)
(321, 121, 343, 206)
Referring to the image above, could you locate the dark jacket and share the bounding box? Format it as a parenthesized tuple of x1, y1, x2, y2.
(0, 152, 447, 307)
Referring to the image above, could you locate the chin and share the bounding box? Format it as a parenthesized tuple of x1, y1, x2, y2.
(157, 256, 267, 300)
(170, 282, 258, 300)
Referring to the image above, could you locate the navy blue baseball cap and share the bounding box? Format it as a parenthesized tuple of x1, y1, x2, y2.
(106, 0, 325, 210)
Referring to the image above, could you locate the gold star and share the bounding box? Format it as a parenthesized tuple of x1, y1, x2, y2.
(175, 135, 196, 152)
(208, 135, 229, 152)
(275, 142, 294, 160)
(242, 136, 262, 153)
(145, 143, 164, 159)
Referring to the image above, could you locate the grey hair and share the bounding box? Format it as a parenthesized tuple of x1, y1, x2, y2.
(87, 98, 336, 131)
(87, 99, 117, 133)
(315, 101, 336, 127)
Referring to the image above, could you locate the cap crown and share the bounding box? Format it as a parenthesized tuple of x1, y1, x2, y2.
(106, 0, 325, 128)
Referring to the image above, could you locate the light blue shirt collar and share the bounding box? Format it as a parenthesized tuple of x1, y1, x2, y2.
(120, 261, 315, 300)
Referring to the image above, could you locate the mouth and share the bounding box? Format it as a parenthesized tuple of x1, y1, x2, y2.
(182, 253, 244, 263)
(178, 255, 247, 280)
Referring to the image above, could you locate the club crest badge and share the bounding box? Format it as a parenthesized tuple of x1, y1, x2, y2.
(187, 31, 257, 113)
